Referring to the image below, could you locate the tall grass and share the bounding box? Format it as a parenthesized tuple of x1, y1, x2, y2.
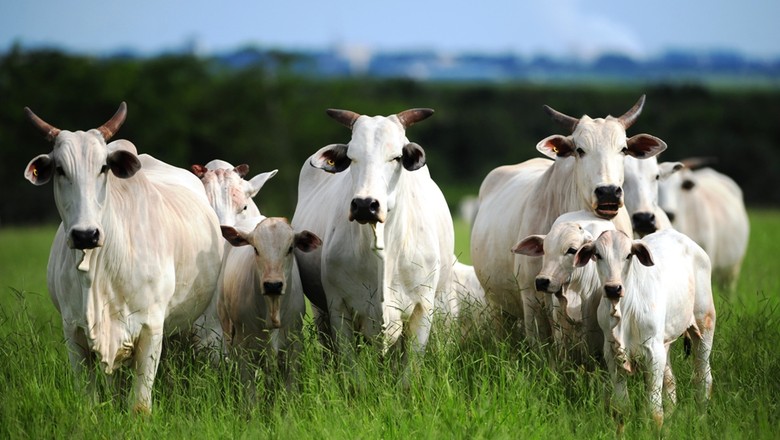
(1, 211, 779, 439)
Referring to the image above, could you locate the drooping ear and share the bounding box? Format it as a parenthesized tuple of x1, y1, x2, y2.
(631, 241, 654, 266)
(107, 149, 141, 179)
(246, 169, 278, 197)
(625, 134, 667, 159)
(402, 142, 426, 171)
(681, 179, 696, 190)
(310, 144, 350, 173)
(24, 154, 54, 185)
(658, 161, 684, 179)
(573, 243, 596, 267)
(511, 235, 545, 256)
(233, 164, 250, 177)
(221, 226, 250, 247)
(294, 230, 322, 253)
(191, 164, 208, 178)
(536, 135, 575, 159)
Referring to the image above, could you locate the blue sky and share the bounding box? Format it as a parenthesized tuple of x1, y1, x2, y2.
(2, 0, 779, 60)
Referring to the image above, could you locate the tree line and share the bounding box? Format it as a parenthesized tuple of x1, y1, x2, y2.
(2, 47, 779, 225)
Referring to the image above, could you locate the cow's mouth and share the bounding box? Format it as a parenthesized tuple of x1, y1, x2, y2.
(595, 203, 619, 218)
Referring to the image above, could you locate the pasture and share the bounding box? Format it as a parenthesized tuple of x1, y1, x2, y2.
(1, 211, 779, 439)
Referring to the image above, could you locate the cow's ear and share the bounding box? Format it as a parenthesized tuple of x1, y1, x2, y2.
(191, 164, 208, 178)
(658, 161, 684, 179)
(246, 169, 278, 197)
(512, 235, 545, 256)
(107, 150, 141, 179)
(536, 135, 575, 159)
(234, 164, 250, 177)
(294, 230, 322, 253)
(402, 142, 426, 171)
(626, 134, 667, 159)
(310, 144, 350, 173)
(25, 154, 54, 185)
(221, 226, 250, 247)
(631, 241, 654, 266)
(573, 243, 596, 267)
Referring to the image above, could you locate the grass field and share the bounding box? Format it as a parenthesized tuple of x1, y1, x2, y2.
(1, 211, 779, 439)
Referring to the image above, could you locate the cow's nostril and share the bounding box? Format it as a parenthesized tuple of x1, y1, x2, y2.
(535, 278, 551, 292)
(263, 281, 283, 294)
(71, 229, 100, 249)
(369, 200, 380, 214)
(604, 284, 623, 299)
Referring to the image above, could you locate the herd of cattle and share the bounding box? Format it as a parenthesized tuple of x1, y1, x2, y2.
(23, 95, 748, 427)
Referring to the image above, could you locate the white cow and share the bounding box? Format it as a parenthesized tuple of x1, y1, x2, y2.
(470, 95, 667, 346)
(191, 159, 277, 226)
(512, 210, 615, 363)
(291, 108, 454, 366)
(573, 229, 715, 429)
(23, 103, 223, 413)
(658, 163, 749, 292)
(622, 156, 682, 236)
(444, 261, 488, 337)
(218, 217, 321, 396)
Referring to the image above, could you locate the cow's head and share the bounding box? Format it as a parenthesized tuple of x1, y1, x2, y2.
(310, 108, 432, 224)
(574, 230, 654, 301)
(24, 103, 141, 249)
(192, 161, 277, 226)
(221, 218, 321, 328)
(657, 157, 713, 224)
(536, 95, 667, 219)
(513, 222, 594, 295)
(623, 156, 683, 235)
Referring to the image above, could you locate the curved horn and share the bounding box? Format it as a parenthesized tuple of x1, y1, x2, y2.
(680, 156, 718, 171)
(397, 108, 434, 128)
(326, 109, 361, 129)
(96, 102, 127, 141)
(618, 94, 646, 129)
(24, 107, 61, 142)
(542, 104, 579, 132)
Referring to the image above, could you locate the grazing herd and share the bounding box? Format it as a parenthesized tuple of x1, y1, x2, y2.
(23, 96, 748, 428)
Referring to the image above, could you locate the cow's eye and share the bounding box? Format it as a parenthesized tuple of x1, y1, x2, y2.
(393, 155, 402, 162)
(253, 247, 259, 256)
(655, 174, 660, 180)
(621, 147, 629, 154)
(288, 246, 294, 254)
(55, 166, 65, 176)
(576, 148, 585, 156)
(242, 205, 248, 211)
(594, 252, 602, 260)
(100, 165, 110, 175)
(566, 247, 577, 255)
(626, 254, 632, 260)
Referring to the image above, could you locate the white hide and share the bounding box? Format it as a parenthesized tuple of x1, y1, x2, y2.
(217, 217, 320, 394)
(575, 229, 715, 428)
(470, 96, 667, 346)
(622, 156, 682, 237)
(192, 159, 277, 226)
(512, 210, 615, 361)
(658, 166, 749, 292)
(291, 109, 454, 363)
(24, 105, 223, 413)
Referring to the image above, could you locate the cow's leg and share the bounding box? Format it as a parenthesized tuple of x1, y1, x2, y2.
(663, 347, 678, 407)
(64, 325, 101, 402)
(692, 313, 715, 410)
(328, 302, 358, 371)
(129, 325, 164, 414)
(603, 339, 629, 433)
(645, 342, 666, 429)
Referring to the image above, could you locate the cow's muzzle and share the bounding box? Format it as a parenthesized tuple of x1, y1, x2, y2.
(70, 228, 101, 250)
(349, 197, 382, 224)
(594, 185, 623, 219)
(631, 212, 657, 236)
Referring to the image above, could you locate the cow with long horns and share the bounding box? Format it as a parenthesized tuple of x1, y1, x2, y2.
(23, 103, 223, 413)
(291, 108, 454, 370)
(470, 95, 668, 346)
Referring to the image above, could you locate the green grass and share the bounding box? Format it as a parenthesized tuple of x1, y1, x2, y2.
(1, 211, 779, 439)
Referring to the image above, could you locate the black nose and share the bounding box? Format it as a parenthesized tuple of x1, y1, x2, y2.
(350, 197, 381, 224)
(71, 228, 100, 249)
(665, 211, 676, 223)
(631, 212, 657, 234)
(594, 185, 623, 203)
(535, 277, 551, 293)
(604, 284, 623, 299)
(263, 281, 283, 294)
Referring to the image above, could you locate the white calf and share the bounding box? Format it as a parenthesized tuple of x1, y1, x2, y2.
(218, 217, 321, 395)
(574, 229, 716, 428)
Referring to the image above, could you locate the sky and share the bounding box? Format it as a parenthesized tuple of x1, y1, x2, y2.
(2, 0, 780, 61)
